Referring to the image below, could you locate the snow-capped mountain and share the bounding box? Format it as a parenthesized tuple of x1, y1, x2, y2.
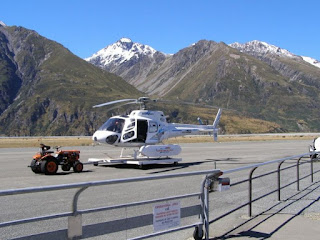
(229, 40, 320, 69)
(85, 38, 157, 67)
(85, 38, 167, 87)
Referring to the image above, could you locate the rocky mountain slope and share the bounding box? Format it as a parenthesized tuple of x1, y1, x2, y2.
(2, 21, 320, 135)
(87, 39, 320, 132)
(0, 25, 141, 136)
(0, 24, 280, 136)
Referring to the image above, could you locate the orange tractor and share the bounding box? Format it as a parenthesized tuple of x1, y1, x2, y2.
(30, 146, 83, 175)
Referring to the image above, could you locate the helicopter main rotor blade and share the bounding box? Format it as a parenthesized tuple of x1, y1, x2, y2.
(93, 99, 137, 108)
(106, 101, 138, 111)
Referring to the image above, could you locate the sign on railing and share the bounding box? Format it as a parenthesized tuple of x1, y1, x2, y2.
(153, 201, 181, 232)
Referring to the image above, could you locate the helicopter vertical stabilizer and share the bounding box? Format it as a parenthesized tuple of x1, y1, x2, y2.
(212, 109, 222, 141)
(213, 109, 222, 129)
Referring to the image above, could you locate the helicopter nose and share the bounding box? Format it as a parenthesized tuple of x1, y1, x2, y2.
(92, 131, 106, 142)
(92, 131, 119, 145)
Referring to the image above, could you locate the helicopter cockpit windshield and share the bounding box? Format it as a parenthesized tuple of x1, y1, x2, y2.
(99, 118, 125, 133)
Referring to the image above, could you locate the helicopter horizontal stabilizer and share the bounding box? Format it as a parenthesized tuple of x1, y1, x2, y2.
(197, 117, 204, 125)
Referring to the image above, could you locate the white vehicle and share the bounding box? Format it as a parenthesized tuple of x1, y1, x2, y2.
(309, 137, 320, 158)
(89, 97, 221, 167)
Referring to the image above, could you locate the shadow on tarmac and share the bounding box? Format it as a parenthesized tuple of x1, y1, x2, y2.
(211, 181, 320, 239)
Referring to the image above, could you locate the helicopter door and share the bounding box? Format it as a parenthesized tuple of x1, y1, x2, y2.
(122, 119, 138, 142)
(137, 120, 148, 143)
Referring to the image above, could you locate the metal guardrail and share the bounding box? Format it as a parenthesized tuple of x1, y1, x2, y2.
(223, 153, 318, 217)
(0, 168, 223, 239)
(209, 152, 320, 237)
(0, 151, 319, 240)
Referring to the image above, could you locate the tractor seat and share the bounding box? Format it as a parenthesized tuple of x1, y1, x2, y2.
(44, 151, 54, 154)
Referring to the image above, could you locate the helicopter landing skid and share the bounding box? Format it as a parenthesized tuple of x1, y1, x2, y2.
(88, 156, 182, 168)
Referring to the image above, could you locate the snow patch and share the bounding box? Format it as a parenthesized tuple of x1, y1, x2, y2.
(302, 56, 320, 69)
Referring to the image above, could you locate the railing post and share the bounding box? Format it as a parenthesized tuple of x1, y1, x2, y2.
(297, 157, 302, 191)
(194, 171, 222, 240)
(248, 167, 258, 217)
(68, 186, 88, 240)
(204, 177, 211, 240)
(277, 161, 285, 201)
(310, 155, 315, 183)
(194, 179, 205, 240)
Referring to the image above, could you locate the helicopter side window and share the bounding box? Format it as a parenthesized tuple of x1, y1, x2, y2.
(99, 118, 124, 133)
(123, 131, 134, 140)
(149, 121, 158, 133)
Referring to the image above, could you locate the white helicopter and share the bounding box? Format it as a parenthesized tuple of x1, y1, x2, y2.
(90, 97, 222, 165)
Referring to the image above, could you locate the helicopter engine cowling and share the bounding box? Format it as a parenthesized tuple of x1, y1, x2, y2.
(139, 144, 181, 158)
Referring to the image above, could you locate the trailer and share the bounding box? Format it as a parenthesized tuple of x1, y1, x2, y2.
(88, 144, 182, 169)
(88, 156, 182, 169)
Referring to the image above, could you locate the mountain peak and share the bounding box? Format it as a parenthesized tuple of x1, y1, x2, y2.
(230, 40, 296, 58)
(119, 37, 132, 43)
(86, 38, 157, 66)
(230, 40, 320, 69)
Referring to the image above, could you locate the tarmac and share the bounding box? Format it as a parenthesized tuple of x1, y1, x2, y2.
(0, 140, 319, 239)
(207, 211, 320, 240)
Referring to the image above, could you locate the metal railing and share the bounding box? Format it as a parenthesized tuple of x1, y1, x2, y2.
(208, 152, 319, 239)
(222, 153, 318, 217)
(0, 168, 222, 239)
(0, 151, 319, 240)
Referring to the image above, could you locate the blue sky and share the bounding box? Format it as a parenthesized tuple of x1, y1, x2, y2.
(1, 0, 319, 60)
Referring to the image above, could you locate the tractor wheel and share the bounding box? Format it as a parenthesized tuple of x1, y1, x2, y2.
(73, 161, 83, 173)
(41, 159, 58, 175)
(30, 159, 41, 173)
(62, 164, 71, 171)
